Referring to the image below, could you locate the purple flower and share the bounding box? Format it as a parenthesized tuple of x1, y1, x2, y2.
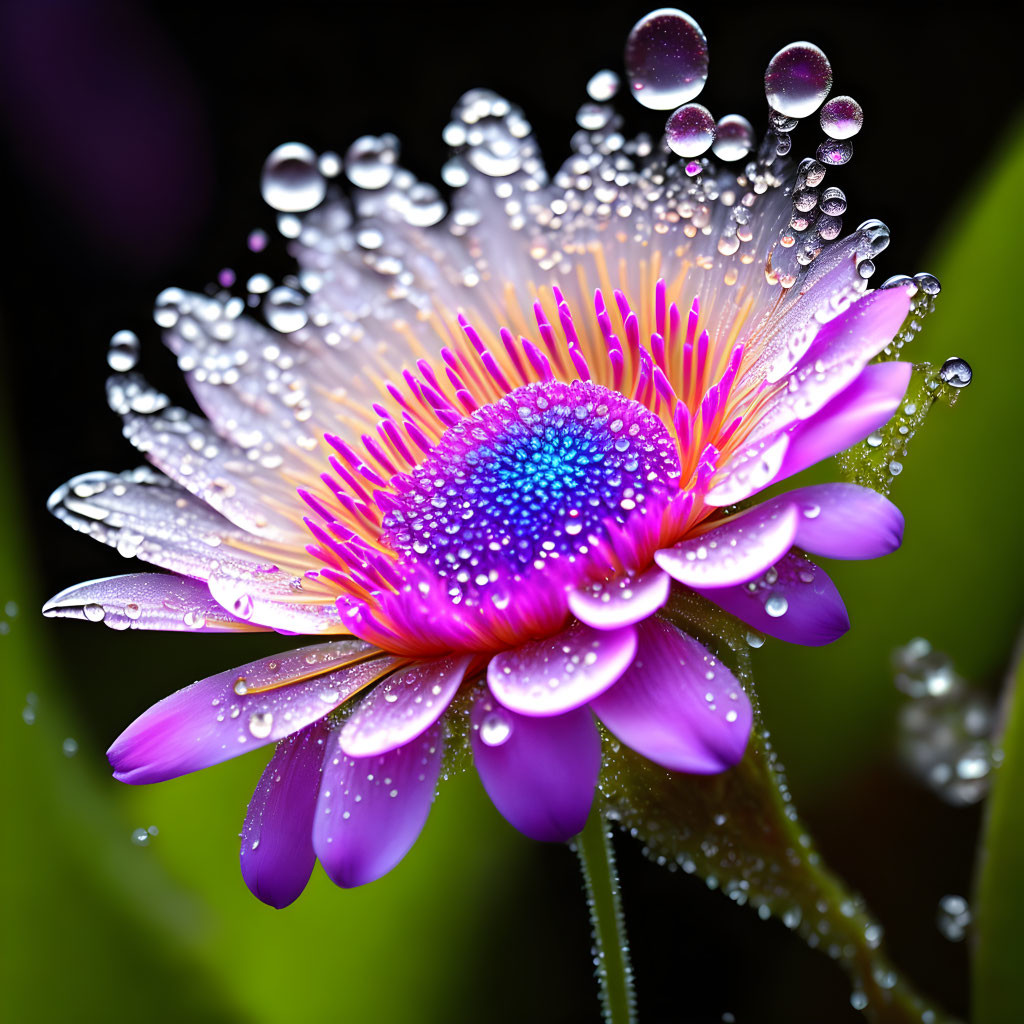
(45, 11, 919, 908)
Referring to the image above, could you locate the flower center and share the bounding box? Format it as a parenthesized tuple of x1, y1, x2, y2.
(380, 379, 681, 586)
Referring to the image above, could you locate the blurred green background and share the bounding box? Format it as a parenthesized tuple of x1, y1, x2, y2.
(2, 2, 1021, 1021)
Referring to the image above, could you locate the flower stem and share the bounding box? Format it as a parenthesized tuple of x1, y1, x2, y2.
(574, 805, 636, 1024)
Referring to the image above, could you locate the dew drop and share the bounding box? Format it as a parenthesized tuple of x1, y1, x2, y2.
(83, 603, 106, 623)
(107, 330, 140, 372)
(248, 711, 274, 739)
(345, 134, 398, 190)
(62, 737, 79, 758)
(264, 286, 309, 334)
(711, 114, 754, 162)
(260, 142, 326, 213)
(816, 138, 853, 166)
(819, 186, 847, 216)
(764, 42, 833, 119)
(625, 9, 709, 111)
(666, 103, 715, 158)
(819, 95, 863, 139)
(587, 69, 620, 102)
(764, 593, 789, 618)
(130, 827, 152, 847)
(936, 894, 971, 942)
(939, 357, 972, 388)
(480, 710, 513, 747)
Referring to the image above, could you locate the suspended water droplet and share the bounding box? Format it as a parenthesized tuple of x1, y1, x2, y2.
(625, 9, 709, 111)
(764, 42, 833, 119)
(130, 827, 152, 847)
(819, 95, 863, 139)
(666, 103, 716, 158)
(345, 134, 398, 190)
(936, 894, 971, 941)
(248, 711, 274, 739)
(260, 142, 326, 213)
(264, 286, 309, 333)
(711, 114, 754, 162)
(480, 710, 513, 746)
(817, 138, 853, 166)
(587, 69, 620, 102)
(107, 330, 140, 372)
(819, 186, 847, 216)
(939, 357, 972, 388)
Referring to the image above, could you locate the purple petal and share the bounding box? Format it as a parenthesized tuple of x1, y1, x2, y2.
(239, 721, 327, 909)
(313, 724, 443, 888)
(568, 566, 671, 630)
(654, 504, 799, 588)
(777, 482, 904, 559)
(487, 620, 637, 717)
(109, 641, 397, 783)
(591, 617, 752, 774)
(774, 361, 913, 482)
(339, 654, 472, 758)
(42, 573, 267, 632)
(697, 551, 849, 646)
(471, 695, 600, 842)
(206, 572, 344, 635)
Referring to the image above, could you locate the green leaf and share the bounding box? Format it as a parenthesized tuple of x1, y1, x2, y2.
(973, 643, 1024, 1024)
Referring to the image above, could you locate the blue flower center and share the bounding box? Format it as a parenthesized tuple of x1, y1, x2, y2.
(381, 380, 680, 589)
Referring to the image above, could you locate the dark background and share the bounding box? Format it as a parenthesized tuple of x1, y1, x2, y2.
(1, 2, 1020, 1021)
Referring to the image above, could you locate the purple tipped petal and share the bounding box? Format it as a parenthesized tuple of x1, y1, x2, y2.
(339, 654, 472, 758)
(697, 551, 849, 646)
(240, 721, 327, 909)
(471, 695, 600, 842)
(591, 617, 752, 774)
(109, 641, 397, 783)
(568, 566, 671, 630)
(313, 724, 443, 888)
(487, 620, 637, 717)
(42, 573, 267, 632)
(655, 504, 799, 588)
(775, 360, 913, 482)
(779, 482, 904, 559)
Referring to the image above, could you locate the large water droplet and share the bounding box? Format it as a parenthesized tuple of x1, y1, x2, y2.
(625, 9, 709, 111)
(764, 593, 789, 618)
(939, 357, 972, 388)
(261, 143, 326, 213)
(820, 95, 863, 139)
(480, 709, 513, 746)
(764, 42, 833, 119)
(666, 103, 715, 158)
(345, 134, 398, 190)
(264, 286, 308, 334)
(711, 114, 754, 162)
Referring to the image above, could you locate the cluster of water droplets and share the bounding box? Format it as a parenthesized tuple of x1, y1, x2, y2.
(894, 637, 1001, 806)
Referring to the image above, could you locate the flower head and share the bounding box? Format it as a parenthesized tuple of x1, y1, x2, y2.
(45, 9, 929, 907)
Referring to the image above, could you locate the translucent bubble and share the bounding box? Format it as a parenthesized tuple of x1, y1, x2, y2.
(820, 95, 863, 139)
(939, 357, 972, 388)
(345, 134, 398, 190)
(625, 8, 709, 111)
(819, 186, 847, 216)
(260, 142, 326, 212)
(107, 330, 140, 372)
(764, 42, 833, 119)
(666, 103, 716, 158)
(711, 114, 754, 162)
(264, 286, 308, 333)
(816, 138, 853, 166)
(587, 69, 620, 102)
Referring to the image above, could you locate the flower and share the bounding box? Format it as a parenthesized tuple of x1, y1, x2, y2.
(45, 9, 924, 908)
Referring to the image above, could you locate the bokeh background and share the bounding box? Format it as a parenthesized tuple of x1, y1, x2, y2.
(2, 2, 1022, 1021)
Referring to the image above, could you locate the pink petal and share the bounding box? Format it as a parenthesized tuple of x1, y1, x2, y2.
(339, 654, 473, 758)
(42, 573, 267, 632)
(471, 695, 600, 842)
(487, 620, 637, 717)
(108, 642, 396, 783)
(568, 566, 671, 630)
(313, 724, 443, 888)
(239, 721, 327, 909)
(774, 360, 913, 483)
(776, 482, 904, 559)
(591, 617, 752, 774)
(697, 551, 849, 646)
(655, 504, 799, 589)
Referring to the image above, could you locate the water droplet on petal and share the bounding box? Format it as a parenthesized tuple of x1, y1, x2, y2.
(480, 709, 513, 746)
(261, 143, 326, 212)
(625, 9, 709, 111)
(248, 711, 273, 739)
(765, 42, 833, 119)
(264, 286, 309, 333)
(666, 103, 716, 158)
(764, 593, 789, 617)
